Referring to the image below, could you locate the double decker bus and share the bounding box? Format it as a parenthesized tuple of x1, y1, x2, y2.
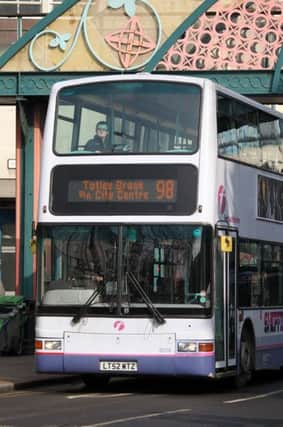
(35, 73, 283, 387)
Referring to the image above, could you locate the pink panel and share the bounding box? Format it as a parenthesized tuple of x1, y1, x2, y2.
(157, 0, 283, 71)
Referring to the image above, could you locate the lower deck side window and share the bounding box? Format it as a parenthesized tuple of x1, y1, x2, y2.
(239, 239, 283, 307)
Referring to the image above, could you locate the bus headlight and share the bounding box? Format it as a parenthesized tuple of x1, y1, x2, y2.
(177, 341, 197, 352)
(44, 340, 62, 351)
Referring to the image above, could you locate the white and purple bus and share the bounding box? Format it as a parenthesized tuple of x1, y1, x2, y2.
(35, 74, 283, 387)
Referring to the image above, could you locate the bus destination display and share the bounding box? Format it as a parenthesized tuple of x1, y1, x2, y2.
(51, 164, 197, 215)
(68, 178, 177, 203)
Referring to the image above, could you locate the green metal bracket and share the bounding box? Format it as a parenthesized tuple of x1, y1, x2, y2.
(271, 47, 283, 94)
(18, 102, 34, 298)
(18, 101, 29, 139)
(0, 0, 79, 69)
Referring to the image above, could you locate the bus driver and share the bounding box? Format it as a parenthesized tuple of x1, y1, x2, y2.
(85, 121, 109, 152)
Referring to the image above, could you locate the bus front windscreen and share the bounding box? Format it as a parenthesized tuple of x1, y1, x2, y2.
(54, 81, 201, 155)
(38, 224, 212, 314)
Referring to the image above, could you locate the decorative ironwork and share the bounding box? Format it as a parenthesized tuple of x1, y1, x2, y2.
(0, 71, 281, 97)
(28, 0, 161, 72)
(157, 0, 283, 71)
(105, 16, 156, 69)
(108, 0, 136, 17)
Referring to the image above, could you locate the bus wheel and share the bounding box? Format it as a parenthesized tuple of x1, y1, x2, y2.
(81, 374, 110, 389)
(235, 327, 254, 388)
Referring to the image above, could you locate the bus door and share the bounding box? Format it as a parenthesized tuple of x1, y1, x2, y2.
(215, 228, 237, 371)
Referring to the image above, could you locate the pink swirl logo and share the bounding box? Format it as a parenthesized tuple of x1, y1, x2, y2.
(113, 320, 125, 331)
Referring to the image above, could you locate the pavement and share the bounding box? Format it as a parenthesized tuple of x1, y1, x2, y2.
(0, 354, 79, 393)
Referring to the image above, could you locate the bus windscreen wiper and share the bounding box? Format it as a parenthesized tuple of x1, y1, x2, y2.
(72, 281, 105, 324)
(126, 272, 166, 325)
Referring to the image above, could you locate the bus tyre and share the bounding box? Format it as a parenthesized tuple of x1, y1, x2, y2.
(235, 327, 254, 388)
(81, 374, 110, 389)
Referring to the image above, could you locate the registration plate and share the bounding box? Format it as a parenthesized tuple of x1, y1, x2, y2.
(99, 361, 138, 372)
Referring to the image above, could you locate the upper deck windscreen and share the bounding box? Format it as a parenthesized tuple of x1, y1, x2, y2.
(54, 81, 201, 155)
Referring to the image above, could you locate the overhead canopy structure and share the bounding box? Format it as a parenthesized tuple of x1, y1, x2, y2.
(0, 0, 283, 98)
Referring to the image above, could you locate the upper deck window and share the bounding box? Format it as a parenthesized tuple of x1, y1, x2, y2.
(217, 93, 283, 175)
(54, 81, 201, 155)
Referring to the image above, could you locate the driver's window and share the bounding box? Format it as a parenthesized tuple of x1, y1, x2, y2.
(78, 108, 106, 152)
